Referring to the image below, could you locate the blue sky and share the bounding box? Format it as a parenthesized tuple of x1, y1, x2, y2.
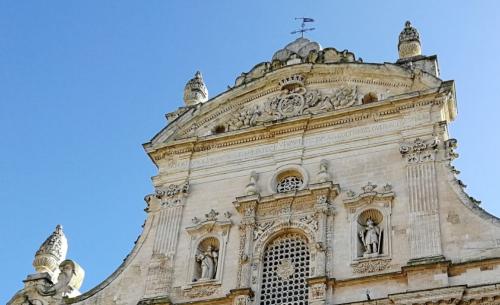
(1, 1, 500, 303)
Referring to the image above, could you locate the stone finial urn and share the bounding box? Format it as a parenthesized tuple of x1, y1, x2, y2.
(33, 224, 68, 275)
(398, 21, 422, 59)
(183, 71, 209, 106)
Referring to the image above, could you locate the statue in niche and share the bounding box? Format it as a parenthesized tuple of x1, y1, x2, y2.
(195, 245, 218, 280)
(359, 218, 382, 257)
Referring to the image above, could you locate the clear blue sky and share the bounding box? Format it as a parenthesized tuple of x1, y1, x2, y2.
(1, 1, 499, 303)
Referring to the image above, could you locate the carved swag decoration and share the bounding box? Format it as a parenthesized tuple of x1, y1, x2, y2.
(226, 75, 359, 132)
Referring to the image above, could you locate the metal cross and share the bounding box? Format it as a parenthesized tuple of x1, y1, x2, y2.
(291, 17, 315, 38)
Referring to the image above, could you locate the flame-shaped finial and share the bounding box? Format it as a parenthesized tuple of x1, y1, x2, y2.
(33, 224, 68, 275)
(183, 71, 209, 106)
(398, 21, 422, 59)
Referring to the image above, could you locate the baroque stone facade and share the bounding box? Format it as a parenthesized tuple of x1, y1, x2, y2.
(8, 21, 500, 305)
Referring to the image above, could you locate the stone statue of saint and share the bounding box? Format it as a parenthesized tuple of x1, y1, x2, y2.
(359, 218, 381, 257)
(196, 245, 218, 280)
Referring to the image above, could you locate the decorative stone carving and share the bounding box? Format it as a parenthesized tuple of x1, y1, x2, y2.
(184, 71, 208, 106)
(398, 21, 421, 59)
(309, 282, 327, 301)
(253, 221, 274, 241)
(234, 182, 339, 296)
(276, 175, 303, 193)
(344, 183, 394, 268)
(185, 209, 232, 286)
(266, 80, 357, 120)
(233, 295, 251, 305)
(38, 260, 85, 299)
(359, 218, 382, 257)
(183, 284, 219, 298)
(400, 137, 439, 164)
(227, 76, 359, 132)
(33, 225, 68, 276)
(275, 258, 295, 280)
(316, 194, 328, 206)
(445, 138, 459, 160)
(227, 106, 261, 131)
(196, 245, 219, 280)
(344, 182, 394, 206)
(205, 209, 219, 222)
(234, 37, 357, 86)
(316, 160, 331, 183)
(361, 182, 377, 193)
(299, 214, 319, 232)
(351, 258, 391, 274)
(145, 180, 190, 211)
(245, 171, 259, 195)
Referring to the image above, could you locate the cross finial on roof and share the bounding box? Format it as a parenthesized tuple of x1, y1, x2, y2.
(291, 17, 315, 38)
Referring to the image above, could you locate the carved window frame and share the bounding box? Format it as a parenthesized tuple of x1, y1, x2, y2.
(269, 165, 309, 194)
(343, 183, 395, 273)
(234, 182, 339, 303)
(183, 216, 232, 289)
(258, 231, 311, 305)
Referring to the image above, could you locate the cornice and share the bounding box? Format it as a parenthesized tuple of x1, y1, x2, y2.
(121, 259, 500, 305)
(175, 64, 417, 139)
(147, 87, 451, 164)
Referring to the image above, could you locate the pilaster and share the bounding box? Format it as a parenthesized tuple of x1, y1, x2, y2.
(400, 138, 444, 263)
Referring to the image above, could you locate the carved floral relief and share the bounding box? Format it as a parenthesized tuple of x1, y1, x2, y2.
(225, 75, 359, 132)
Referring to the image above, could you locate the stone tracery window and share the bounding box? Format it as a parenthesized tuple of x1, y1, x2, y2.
(260, 233, 310, 305)
(276, 176, 303, 193)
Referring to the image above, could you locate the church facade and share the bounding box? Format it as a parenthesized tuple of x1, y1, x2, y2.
(9, 22, 500, 305)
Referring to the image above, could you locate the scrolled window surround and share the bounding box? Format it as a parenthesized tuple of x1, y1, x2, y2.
(234, 181, 339, 302)
(269, 165, 309, 194)
(260, 233, 310, 305)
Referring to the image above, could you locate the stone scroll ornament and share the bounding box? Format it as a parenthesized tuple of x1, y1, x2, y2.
(226, 75, 358, 131)
(38, 260, 84, 298)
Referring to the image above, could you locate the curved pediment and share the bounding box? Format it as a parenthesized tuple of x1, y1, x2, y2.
(147, 62, 442, 150)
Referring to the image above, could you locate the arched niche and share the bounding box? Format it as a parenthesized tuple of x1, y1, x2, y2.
(193, 237, 220, 282)
(343, 182, 394, 273)
(184, 210, 232, 289)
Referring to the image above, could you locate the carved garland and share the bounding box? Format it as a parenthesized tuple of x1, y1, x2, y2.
(226, 75, 359, 132)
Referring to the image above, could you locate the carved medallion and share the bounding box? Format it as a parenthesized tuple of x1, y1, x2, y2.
(275, 258, 295, 280)
(225, 75, 358, 132)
